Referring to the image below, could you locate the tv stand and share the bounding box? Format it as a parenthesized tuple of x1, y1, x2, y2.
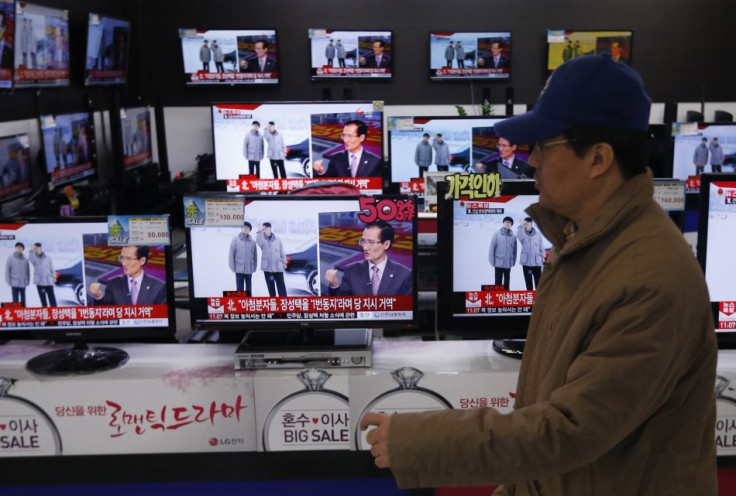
(234, 328, 373, 369)
(492, 339, 525, 359)
(26, 341, 129, 376)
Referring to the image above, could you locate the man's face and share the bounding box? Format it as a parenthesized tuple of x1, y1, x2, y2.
(497, 138, 516, 160)
(361, 226, 389, 264)
(503, 220, 512, 230)
(436, 135, 443, 143)
(252, 123, 260, 131)
(268, 124, 275, 133)
(15, 245, 23, 255)
(528, 135, 591, 219)
(422, 135, 429, 143)
(255, 42, 267, 57)
(611, 42, 622, 57)
(372, 41, 384, 56)
(119, 246, 144, 278)
(242, 226, 251, 235)
(523, 220, 532, 232)
(33, 245, 43, 256)
(342, 123, 365, 154)
(491, 43, 501, 56)
(263, 225, 272, 236)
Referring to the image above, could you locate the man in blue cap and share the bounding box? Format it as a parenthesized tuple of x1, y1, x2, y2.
(361, 54, 717, 495)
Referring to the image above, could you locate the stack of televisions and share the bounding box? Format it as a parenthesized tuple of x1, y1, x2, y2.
(1, 2, 735, 375)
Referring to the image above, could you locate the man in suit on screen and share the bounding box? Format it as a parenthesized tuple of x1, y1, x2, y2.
(312, 119, 382, 178)
(89, 245, 166, 305)
(324, 220, 412, 296)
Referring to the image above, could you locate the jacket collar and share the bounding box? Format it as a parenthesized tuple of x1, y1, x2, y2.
(526, 169, 654, 259)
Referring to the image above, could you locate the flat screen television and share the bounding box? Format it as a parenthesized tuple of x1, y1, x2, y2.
(185, 194, 417, 335)
(308, 28, 392, 80)
(388, 116, 529, 191)
(429, 31, 511, 80)
(0, 217, 176, 374)
(0, 0, 15, 88)
(13, 2, 69, 88)
(120, 106, 153, 171)
(436, 179, 549, 348)
(179, 28, 278, 85)
(671, 122, 736, 193)
(39, 111, 97, 188)
(546, 29, 633, 75)
(0, 133, 33, 203)
(212, 101, 384, 194)
(697, 174, 736, 348)
(84, 13, 130, 86)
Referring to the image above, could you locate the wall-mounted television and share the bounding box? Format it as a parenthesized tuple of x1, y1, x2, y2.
(0, 132, 33, 203)
(429, 31, 511, 80)
(672, 122, 736, 193)
(546, 29, 633, 75)
(120, 106, 153, 171)
(179, 28, 278, 85)
(0, 217, 176, 374)
(309, 28, 392, 80)
(212, 101, 384, 194)
(39, 111, 97, 188)
(13, 2, 69, 88)
(697, 174, 736, 348)
(436, 179, 549, 342)
(0, 0, 15, 88)
(84, 13, 130, 86)
(185, 194, 417, 333)
(388, 115, 526, 188)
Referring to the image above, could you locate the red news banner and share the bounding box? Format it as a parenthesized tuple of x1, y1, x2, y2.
(0, 305, 168, 327)
(227, 176, 383, 194)
(207, 296, 413, 320)
(464, 290, 535, 314)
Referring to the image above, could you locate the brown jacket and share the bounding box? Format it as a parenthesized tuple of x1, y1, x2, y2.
(389, 171, 717, 495)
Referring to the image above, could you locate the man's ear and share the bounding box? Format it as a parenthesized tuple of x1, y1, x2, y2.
(588, 142, 616, 179)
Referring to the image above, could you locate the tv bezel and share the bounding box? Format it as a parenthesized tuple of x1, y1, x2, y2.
(545, 29, 634, 75)
(13, 1, 70, 89)
(696, 173, 736, 349)
(38, 110, 98, 189)
(83, 12, 131, 86)
(308, 28, 394, 81)
(436, 178, 543, 339)
(0, 216, 177, 343)
(428, 30, 512, 81)
(184, 193, 419, 333)
(0, 132, 34, 204)
(179, 27, 280, 86)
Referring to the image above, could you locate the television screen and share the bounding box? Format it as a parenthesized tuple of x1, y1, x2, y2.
(429, 31, 511, 80)
(546, 29, 632, 74)
(13, 2, 69, 88)
(309, 29, 392, 80)
(388, 116, 530, 190)
(0, 0, 15, 88)
(185, 194, 417, 332)
(672, 122, 736, 193)
(436, 179, 550, 338)
(120, 106, 153, 170)
(0, 217, 176, 373)
(0, 133, 33, 203)
(39, 111, 97, 188)
(179, 28, 278, 85)
(212, 101, 384, 194)
(84, 13, 130, 85)
(697, 174, 736, 348)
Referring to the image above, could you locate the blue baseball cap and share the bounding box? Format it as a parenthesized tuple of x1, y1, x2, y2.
(495, 53, 651, 144)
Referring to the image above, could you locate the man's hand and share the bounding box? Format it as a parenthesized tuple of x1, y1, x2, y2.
(313, 159, 325, 174)
(360, 412, 392, 469)
(325, 268, 339, 288)
(89, 282, 103, 299)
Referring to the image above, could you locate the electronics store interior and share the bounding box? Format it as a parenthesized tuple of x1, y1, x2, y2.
(1, 0, 736, 495)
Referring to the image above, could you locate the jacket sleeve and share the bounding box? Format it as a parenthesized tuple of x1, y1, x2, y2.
(228, 238, 236, 272)
(388, 282, 713, 488)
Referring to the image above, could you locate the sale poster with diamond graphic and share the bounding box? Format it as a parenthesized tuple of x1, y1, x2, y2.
(255, 368, 350, 451)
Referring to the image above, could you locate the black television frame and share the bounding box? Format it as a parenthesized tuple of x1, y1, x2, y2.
(184, 193, 419, 335)
(428, 30, 512, 81)
(84, 12, 131, 86)
(308, 28, 394, 81)
(436, 178, 545, 340)
(696, 173, 736, 349)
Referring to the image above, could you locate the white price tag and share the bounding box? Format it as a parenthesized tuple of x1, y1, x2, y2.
(653, 181, 686, 211)
(128, 217, 171, 245)
(205, 199, 244, 226)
